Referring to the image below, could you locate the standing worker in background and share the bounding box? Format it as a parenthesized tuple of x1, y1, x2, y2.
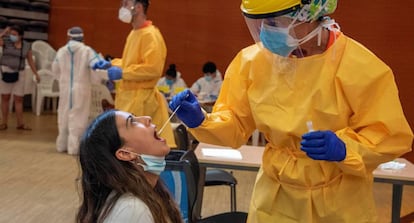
(52, 26, 102, 155)
(93, 0, 176, 148)
(169, 0, 413, 222)
(0, 25, 40, 131)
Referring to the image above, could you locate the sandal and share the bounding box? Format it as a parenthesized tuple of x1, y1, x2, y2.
(16, 124, 32, 131)
(0, 123, 7, 130)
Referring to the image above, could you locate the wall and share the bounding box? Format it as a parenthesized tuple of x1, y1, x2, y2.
(49, 1, 414, 160)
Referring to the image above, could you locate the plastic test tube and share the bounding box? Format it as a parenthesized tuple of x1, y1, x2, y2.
(306, 120, 314, 132)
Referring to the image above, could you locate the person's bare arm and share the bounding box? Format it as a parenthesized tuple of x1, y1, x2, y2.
(0, 27, 10, 46)
(26, 50, 40, 82)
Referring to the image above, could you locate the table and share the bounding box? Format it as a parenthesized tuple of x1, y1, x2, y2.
(373, 158, 414, 223)
(194, 143, 263, 171)
(195, 142, 414, 223)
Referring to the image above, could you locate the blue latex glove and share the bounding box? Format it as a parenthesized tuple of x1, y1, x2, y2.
(107, 66, 122, 80)
(93, 60, 111, 70)
(169, 89, 204, 128)
(300, 130, 346, 161)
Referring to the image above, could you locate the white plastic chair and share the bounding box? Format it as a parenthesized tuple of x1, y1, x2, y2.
(31, 40, 56, 70)
(34, 69, 59, 116)
(88, 84, 114, 122)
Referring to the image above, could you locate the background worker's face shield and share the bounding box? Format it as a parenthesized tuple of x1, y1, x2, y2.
(120, 0, 135, 9)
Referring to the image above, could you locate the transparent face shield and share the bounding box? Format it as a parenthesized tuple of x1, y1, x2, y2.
(244, 0, 334, 56)
(244, 15, 301, 84)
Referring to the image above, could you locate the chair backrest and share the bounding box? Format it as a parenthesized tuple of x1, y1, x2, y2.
(173, 123, 190, 151)
(31, 40, 56, 70)
(161, 150, 201, 223)
(36, 69, 58, 95)
(89, 84, 114, 122)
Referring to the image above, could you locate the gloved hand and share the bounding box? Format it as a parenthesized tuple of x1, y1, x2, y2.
(169, 89, 204, 128)
(300, 130, 346, 161)
(107, 66, 122, 80)
(93, 60, 111, 70)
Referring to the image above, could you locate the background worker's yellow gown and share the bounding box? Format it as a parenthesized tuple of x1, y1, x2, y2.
(112, 22, 176, 148)
(190, 34, 413, 223)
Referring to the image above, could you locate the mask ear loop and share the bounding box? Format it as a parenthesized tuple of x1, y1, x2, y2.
(321, 17, 341, 59)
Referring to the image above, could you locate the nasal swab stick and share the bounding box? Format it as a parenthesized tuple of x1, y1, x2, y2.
(158, 104, 181, 135)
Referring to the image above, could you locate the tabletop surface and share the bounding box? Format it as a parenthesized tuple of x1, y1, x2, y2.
(195, 142, 414, 181)
(194, 142, 264, 169)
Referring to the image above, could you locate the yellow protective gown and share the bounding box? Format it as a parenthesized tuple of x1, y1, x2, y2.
(190, 34, 413, 223)
(112, 22, 176, 148)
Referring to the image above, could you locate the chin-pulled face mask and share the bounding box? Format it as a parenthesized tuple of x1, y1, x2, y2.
(9, 35, 19, 43)
(139, 154, 166, 175)
(118, 7, 133, 23)
(123, 150, 166, 175)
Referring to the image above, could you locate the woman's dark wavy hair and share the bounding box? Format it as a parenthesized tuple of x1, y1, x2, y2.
(76, 109, 183, 223)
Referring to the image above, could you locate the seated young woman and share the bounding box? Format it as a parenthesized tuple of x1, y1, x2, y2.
(76, 109, 183, 223)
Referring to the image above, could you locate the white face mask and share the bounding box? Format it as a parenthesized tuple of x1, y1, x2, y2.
(118, 7, 133, 23)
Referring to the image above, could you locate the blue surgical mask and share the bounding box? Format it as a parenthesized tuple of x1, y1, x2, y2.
(259, 19, 324, 57)
(125, 150, 166, 175)
(9, 35, 18, 43)
(139, 154, 166, 175)
(204, 75, 212, 82)
(259, 24, 298, 57)
(165, 79, 174, 86)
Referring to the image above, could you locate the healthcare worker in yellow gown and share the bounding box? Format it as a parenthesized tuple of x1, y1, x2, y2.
(93, 0, 176, 148)
(169, 0, 413, 222)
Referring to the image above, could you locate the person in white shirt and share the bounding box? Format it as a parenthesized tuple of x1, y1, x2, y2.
(190, 61, 222, 102)
(77, 110, 183, 223)
(157, 64, 187, 97)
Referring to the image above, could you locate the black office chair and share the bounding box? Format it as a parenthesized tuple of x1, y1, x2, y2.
(173, 124, 238, 212)
(161, 150, 247, 223)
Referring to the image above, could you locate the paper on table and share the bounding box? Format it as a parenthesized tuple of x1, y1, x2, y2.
(201, 148, 242, 160)
(379, 160, 406, 170)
